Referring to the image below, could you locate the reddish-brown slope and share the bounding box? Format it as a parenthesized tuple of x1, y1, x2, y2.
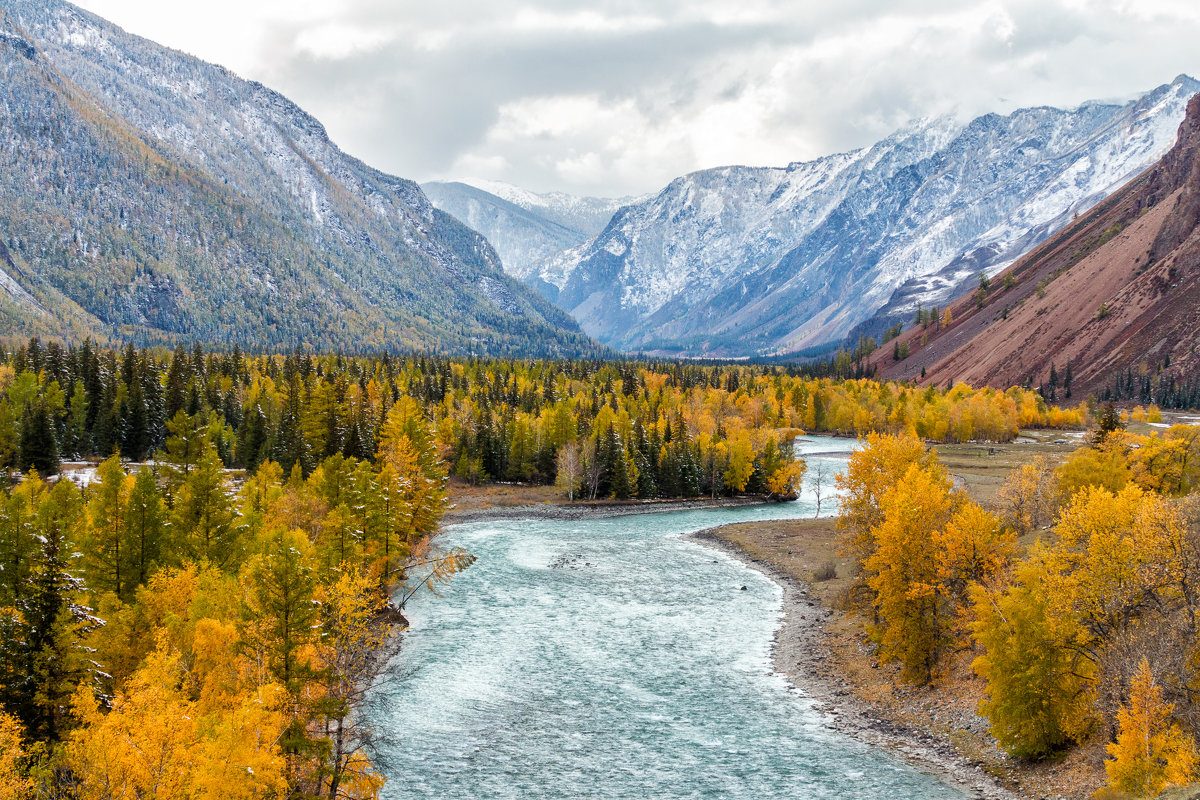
(871, 94, 1200, 395)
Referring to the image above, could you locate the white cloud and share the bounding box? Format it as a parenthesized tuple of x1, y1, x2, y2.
(73, 0, 1200, 197)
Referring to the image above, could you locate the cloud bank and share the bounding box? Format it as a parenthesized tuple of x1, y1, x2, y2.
(76, 0, 1200, 196)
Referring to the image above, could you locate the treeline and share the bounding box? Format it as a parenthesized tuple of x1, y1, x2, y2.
(1102, 366, 1200, 411)
(0, 389, 471, 798)
(0, 338, 1083, 502)
(840, 420, 1200, 798)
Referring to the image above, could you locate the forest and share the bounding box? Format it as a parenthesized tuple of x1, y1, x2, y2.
(0, 337, 1083, 499)
(838, 417, 1200, 798)
(0, 337, 1088, 798)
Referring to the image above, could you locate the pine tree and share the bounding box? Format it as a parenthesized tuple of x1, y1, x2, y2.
(18, 481, 98, 740)
(122, 377, 149, 462)
(125, 468, 167, 587)
(18, 402, 59, 476)
(171, 444, 240, 568)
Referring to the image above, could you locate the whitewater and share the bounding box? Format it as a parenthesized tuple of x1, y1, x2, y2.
(363, 438, 963, 798)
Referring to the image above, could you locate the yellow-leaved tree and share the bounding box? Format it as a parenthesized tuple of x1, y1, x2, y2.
(993, 456, 1056, 535)
(66, 648, 289, 800)
(0, 711, 33, 800)
(837, 432, 933, 576)
(865, 461, 956, 685)
(935, 502, 1013, 640)
(971, 553, 1094, 758)
(1105, 658, 1198, 798)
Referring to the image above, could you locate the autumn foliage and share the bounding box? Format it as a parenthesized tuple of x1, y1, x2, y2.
(0, 374, 473, 799)
(844, 425, 1200, 796)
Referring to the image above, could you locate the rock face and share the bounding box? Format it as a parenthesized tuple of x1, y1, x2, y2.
(421, 180, 638, 300)
(0, 0, 598, 356)
(532, 76, 1199, 357)
(871, 93, 1200, 395)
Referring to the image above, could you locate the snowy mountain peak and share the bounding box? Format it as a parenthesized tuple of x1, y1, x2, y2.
(529, 75, 1200, 357)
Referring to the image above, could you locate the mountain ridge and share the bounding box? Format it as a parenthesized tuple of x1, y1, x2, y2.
(524, 77, 1199, 358)
(421, 179, 638, 290)
(0, 0, 600, 356)
(870, 91, 1200, 395)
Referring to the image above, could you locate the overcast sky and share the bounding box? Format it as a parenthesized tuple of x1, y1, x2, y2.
(73, 0, 1200, 198)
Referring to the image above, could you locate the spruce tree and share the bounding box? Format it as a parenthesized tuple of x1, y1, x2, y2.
(18, 481, 97, 740)
(18, 404, 59, 476)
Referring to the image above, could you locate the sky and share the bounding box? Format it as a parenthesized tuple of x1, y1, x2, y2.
(72, 0, 1200, 198)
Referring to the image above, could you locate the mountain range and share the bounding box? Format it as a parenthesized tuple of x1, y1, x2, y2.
(420, 180, 637, 300)
(870, 92, 1200, 396)
(447, 76, 1198, 359)
(3, 0, 1198, 379)
(0, 0, 599, 357)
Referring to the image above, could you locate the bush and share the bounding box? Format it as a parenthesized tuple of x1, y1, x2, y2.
(812, 561, 837, 582)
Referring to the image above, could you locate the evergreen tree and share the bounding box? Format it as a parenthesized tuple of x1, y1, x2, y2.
(171, 445, 240, 568)
(122, 376, 150, 462)
(163, 344, 190, 422)
(17, 481, 98, 740)
(18, 403, 59, 476)
(125, 468, 167, 587)
(237, 404, 269, 471)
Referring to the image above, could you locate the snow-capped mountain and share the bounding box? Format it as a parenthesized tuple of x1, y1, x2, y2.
(421, 180, 639, 293)
(0, 0, 598, 356)
(535, 76, 1200, 357)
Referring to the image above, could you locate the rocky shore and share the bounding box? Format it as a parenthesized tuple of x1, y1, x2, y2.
(691, 524, 1022, 800)
(442, 494, 775, 524)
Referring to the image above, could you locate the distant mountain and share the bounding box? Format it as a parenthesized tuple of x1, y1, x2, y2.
(532, 76, 1200, 357)
(871, 92, 1200, 396)
(421, 180, 637, 298)
(0, 0, 600, 357)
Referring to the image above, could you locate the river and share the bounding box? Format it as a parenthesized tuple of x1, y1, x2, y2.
(363, 436, 963, 799)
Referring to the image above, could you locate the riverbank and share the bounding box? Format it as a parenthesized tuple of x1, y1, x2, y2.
(443, 478, 779, 523)
(695, 517, 1113, 800)
(691, 520, 1021, 800)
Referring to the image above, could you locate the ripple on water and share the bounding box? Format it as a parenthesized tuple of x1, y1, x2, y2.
(364, 445, 963, 800)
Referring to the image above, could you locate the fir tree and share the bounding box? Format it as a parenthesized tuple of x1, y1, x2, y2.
(18, 403, 59, 476)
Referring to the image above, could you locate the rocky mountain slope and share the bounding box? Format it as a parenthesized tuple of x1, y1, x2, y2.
(533, 76, 1199, 357)
(0, 0, 599, 357)
(421, 180, 635, 296)
(871, 92, 1200, 396)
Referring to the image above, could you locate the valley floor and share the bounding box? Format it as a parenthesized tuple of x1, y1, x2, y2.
(438, 428, 1198, 799)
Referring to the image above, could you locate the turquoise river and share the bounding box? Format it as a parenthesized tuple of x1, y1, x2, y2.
(363, 436, 963, 799)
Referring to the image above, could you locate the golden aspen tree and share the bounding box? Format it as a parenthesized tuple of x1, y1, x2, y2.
(308, 573, 389, 800)
(1055, 441, 1131, 501)
(837, 432, 933, 574)
(865, 461, 956, 685)
(971, 553, 1094, 757)
(722, 434, 755, 493)
(935, 502, 1013, 639)
(1127, 435, 1188, 495)
(67, 651, 198, 800)
(766, 459, 806, 498)
(0, 711, 32, 800)
(1047, 485, 1154, 642)
(994, 456, 1056, 535)
(1105, 659, 1198, 797)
